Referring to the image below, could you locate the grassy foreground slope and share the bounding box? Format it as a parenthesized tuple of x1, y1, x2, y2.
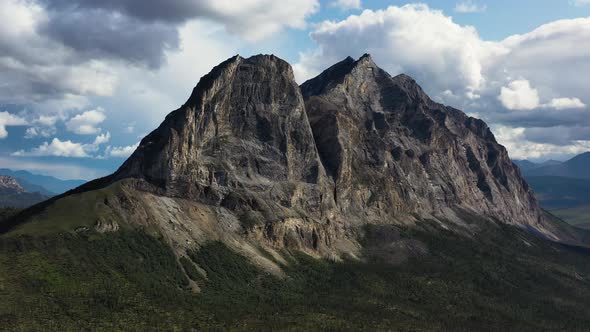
(1, 215, 590, 331)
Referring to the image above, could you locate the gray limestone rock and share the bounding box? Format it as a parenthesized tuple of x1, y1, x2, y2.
(8, 54, 585, 256)
(301, 54, 542, 228)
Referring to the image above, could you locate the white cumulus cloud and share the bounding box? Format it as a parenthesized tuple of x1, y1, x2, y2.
(572, 0, 590, 6)
(294, 4, 506, 97)
(34, 115, 58, 127)
(13, 131, 111, 158)
(494, 125, 590, 160)
(455, 1, 487, 13)
(544, 98, 586, 110)
(199, 0, 320, 41)
(92, 131, 111, 145)
(66, 108, 106, 135)
(330, 0, 362, 11)
(499, 80, 540, 110)
(0, 111, 28, 138)
(24, 126, 55, 139)
(499, 80, 586, 111)
(25, 115, 59, 138)
(106, 143, 139, 158)
(12, 138, 89, 158)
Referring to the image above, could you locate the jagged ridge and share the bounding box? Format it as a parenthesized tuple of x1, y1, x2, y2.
(4, 54, 587, 254)
(301, 54, 541, 228)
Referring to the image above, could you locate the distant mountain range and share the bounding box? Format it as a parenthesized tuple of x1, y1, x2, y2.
(525, 176, 590, 209)
(0, 169, 86, 209)
(0, 175, 50, 208)
(513, 159, 562, 172)
(515, 152, 590, 227)
(515, 152, 590, 179)
(0, 169, 85, 194)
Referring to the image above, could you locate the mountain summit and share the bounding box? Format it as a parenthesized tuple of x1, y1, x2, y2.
(0, 175, 49, 208)
(3, 54, 586, 255)
(0, 176, 25, 194)
(302, 54, 541, 227)
(116, 54, 328, 206)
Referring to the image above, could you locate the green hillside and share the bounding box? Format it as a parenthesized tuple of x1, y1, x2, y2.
(1, 217, 590, 331)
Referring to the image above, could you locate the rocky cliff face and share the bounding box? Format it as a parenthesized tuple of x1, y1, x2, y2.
(5, 54, 581, 259)
(301, 54, 542, 228)
(0, 175, 49, 208)
(107, 53, 562, 250)
(0, 176, 24, 194)
(111, 55, 340, 255)
(115, 55, 331, 210)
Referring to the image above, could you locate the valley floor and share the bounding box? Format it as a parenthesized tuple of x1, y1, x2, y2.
(550, 205, 590, 229)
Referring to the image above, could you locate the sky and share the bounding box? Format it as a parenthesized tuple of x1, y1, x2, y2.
(1, 0, 590, 180)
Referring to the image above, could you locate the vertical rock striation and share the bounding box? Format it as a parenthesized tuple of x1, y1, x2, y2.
(10, 54, 581, 255)
(301, 54, 542, 227)
(112, 55, 337, 252)
(116, 55, 330, 207)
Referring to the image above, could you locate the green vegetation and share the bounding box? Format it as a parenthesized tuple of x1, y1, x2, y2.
(0, 207, 21, 221)
(1, 220, 590, 330)
(238, 210, 264, 230)
(3, 182, 123, 237)
(551, 205, 590, 226)
(0, 191, 48, 209)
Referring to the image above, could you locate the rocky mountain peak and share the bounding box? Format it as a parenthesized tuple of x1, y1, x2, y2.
(0, 176, 24, 194)
(570, 151, 590, 163)
(390, 73, 432, 104)
(115, 54, 551, 237)
(301, 55, 432, 109)
(303, 54, 545, 232)
(12, 53, 578, 257)
(114, 54, 329, 216)
(300, 54, 386, 98)
(183, 54, 296, 108)
(183, 54, 242, 107)
(355, 53, 377, 67)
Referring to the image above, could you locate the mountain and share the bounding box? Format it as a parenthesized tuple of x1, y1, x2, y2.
(13, 53, 566, 248)
(0, 175, 24, 194)
(110, 53, 571, 244)
(2, 54, 590, 330)
(519, 152, 590, 178)
(300, 54, 546, 232)
(11, 177, 54, 196)
(516, 154, 590, 227)
(0, 169, 84, 194)
(514, 159, 563, 172)
(513, 159, 539, 171)
(527, 176, 590, 228)
(524, 175, 590, 227)
(541, 159, 564, 167)
(0, 175, 49, 208)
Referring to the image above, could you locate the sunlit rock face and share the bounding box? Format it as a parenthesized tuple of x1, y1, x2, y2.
(33, 53, 572, 259)
(301, 54, 542, 229)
